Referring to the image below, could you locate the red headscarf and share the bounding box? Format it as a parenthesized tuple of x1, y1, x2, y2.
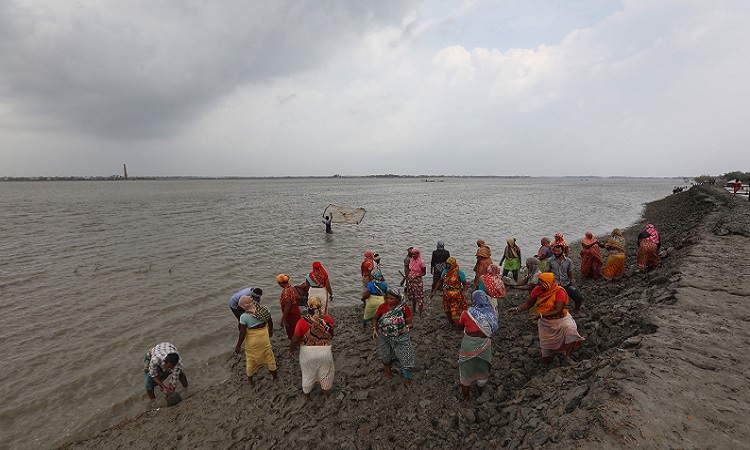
(309, 261, 329, 286)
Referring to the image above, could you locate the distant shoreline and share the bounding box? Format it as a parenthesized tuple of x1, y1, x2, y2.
(1, 174, 686, 182)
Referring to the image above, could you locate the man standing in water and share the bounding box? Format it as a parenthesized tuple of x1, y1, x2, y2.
(322, 215, 333, 234)
(545, 244, 584, 315)
(144, 342, 188, 400)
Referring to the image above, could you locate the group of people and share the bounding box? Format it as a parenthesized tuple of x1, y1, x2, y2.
(144, 224, 663, 403)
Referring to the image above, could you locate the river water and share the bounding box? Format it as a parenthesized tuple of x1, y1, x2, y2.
(0, 177, 676, 449)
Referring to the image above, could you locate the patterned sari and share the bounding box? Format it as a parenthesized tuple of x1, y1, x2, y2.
(637, 224, 661, 269)
(280, 285, 301, 339)
(377, 302, 416, 375)
(442, 264, 467, 322)
(298, 314, 335, 394)
(580, 232, 603, 279)
(603, 231, 625, 279)
(458, 292, 497, 387)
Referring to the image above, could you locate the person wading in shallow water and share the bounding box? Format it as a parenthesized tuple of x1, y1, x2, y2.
(322, 215, 333, 234)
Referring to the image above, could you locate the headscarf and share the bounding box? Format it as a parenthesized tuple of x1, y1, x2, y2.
(307, 296, 323, 317)
(303, 296, 333, 345)
(308, 261, 329, 286)
(534, 273, 567, 316)
(526, 257, 540, 269)
(476, 239, 485, 247)
(468, 290, 498, 337)
(538, 237, 552, 259)
(409, 248, 425, 275)
(368, 281, 388, 296)
(645, 224, 660, 244)
(276, 274, 290, 284)
(476, 246, 491, 258)
(606, 229, 625, 253)
(480, 264, 506, 298)
(504, 238, 519, 259)
(361, 251, 375, 276)
(443, 257, 463, 289)
(238, 295, 271, 323)
(386, 287, 404, 302)
(437, 241, 445, 250)
(582, 232, 596, 245)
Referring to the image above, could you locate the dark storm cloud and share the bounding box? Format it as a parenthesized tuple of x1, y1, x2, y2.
(0, 1, 418, 140)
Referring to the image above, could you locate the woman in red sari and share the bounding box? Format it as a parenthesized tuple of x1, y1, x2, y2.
(277, 274, 301, 340)
(580, 232, 604, 279)
(430, 257, 467, 328)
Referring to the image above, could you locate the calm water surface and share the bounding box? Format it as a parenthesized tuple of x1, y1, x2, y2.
(0, 177, 676, 449)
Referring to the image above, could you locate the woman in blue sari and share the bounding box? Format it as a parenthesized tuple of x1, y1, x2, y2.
(457, 290, 498, 401)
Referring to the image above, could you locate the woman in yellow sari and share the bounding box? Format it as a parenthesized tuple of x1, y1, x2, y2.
(603, 229, 626, 280)
(507, 273, 584, 364)
(234, 295, 277, 385)
(430, 257, 467, 328)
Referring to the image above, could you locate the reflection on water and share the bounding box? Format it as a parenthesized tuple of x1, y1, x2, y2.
(0, 177, 675, 449)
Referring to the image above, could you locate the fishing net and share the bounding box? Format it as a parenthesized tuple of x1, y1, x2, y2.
(323, 204, 367, 224)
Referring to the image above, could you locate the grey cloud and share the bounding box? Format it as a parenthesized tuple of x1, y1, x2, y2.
(0, 0, 418, 140)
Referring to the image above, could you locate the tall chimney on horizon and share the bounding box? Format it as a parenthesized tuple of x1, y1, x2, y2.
(123, 164, 128, 179)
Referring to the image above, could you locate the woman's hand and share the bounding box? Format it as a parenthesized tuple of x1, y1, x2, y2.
(234, 345, 241, 354)
(372, 328, 378, 339)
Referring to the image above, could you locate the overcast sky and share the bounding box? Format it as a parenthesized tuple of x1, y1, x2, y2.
(1, 0, 748, 177)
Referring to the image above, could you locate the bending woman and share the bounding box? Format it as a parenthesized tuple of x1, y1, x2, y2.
(361, 280, 387, 328)
(507, 273, 584, 364)
(603, 229, 626, 280)
(637, 224, 661, 269)
(373, 287, 416, 386)
(289, 297, 335, 400)
(458, 291, 498, 401)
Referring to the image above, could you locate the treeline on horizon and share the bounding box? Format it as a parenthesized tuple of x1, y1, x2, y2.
(0, 174, 697, 182)
(694, 171, 750, 182)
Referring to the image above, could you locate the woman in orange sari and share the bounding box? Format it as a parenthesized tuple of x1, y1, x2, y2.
(603, 229, 626, 280)
(637, 224, 661, 269)
(430, 257, 467, 328)
(580, 232, 604, 279)
(473, 240, 493, 287)
(507, 272, 584, 364)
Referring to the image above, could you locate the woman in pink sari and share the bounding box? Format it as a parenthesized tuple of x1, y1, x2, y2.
(580, 232, 604, 279)
(405, 248, 427, 316)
